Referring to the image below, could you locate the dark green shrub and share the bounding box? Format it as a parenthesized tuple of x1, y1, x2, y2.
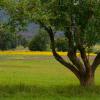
(28, 29, 49, 51)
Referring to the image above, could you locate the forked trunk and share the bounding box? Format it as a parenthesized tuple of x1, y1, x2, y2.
(80, 77, 94, 86)
(41, 22, 100, 87)
(80, 71, 94, 86)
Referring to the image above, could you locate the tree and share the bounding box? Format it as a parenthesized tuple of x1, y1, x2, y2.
(1, 0, 100, 86)
(0, 0, 29, 49)
(29, 0, 100, 86)
(0, 24, 17, 50)
(28, 29, 49, 51)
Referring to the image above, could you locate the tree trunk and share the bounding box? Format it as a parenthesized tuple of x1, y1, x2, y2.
(39, 21, 99, 87)
(80, 71, 94, 86)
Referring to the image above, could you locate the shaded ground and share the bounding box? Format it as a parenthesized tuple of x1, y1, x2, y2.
(0, 84, 100, 100)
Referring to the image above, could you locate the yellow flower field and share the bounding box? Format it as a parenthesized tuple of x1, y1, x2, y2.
(0, 51, 96, 56)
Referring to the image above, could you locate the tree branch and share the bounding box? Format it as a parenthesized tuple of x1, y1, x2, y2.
(46, 27, 80, 79)
(38, 21, 81, 79)
(68, 48, 86, 74)
(66, 32, 85, 74)
(64, 25, 85, 75)
(78, 46, 91, 74)
(92, 52, 100, 73)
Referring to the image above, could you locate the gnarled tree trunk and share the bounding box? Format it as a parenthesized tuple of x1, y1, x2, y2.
(80, 69, 94, 86)
(39, 21, 100, 87)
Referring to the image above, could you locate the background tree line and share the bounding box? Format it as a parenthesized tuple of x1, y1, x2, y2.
(0, 22, 68, 51)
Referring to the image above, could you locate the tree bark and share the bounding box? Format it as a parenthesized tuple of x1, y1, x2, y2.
(92, 52, 100, 73)
(38, 21, 98, 87)
(80, 77, 94, 86)
(43, 25, 81, 80)
(80, 70, 94, 86)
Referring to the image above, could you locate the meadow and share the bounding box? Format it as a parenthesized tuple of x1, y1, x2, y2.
(0, 53, 100, 100)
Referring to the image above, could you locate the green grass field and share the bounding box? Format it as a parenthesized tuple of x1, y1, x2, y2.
(0, 55, 100, 100)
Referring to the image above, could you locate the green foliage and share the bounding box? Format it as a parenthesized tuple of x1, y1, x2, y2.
(0, 0, 30, 32)
(28, 29, 49, 51)
(55, 37, 68, 51)
(0, 0, 100, 49)
(92, 44, 100, 53)
(0, 24, 17, 50)
(28, 0, 100, 49)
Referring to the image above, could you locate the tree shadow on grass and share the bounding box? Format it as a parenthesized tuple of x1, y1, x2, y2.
(0, 84, 100, 97)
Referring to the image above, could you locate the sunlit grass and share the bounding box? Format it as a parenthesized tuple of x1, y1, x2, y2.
(0, 54, 99, 100)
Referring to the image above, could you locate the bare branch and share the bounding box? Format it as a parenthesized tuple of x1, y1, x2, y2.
(64, 27, 85, 74)
(68, 48, 86, 74)
(92, 52, 100, 72)
(78, 46, 91, 74)
(47, 27, 80, 79)
(38, 21, 81, 79)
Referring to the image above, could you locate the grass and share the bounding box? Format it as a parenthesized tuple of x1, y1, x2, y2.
(0, 55, 100, 100)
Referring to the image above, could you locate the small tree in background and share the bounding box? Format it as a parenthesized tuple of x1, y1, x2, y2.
(0, 24, 17, 50)
(28, 29, 49, 51)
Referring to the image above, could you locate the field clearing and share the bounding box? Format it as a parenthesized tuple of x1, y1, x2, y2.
(0, 53, 100, 100)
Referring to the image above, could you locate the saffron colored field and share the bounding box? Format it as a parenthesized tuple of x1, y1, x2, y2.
(0, 52, 100, 100)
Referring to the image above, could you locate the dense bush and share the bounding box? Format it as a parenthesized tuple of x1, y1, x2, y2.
(0, 25, 17, 50)
(28, 29, 49, 51)
(0, 33, 17, 50)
